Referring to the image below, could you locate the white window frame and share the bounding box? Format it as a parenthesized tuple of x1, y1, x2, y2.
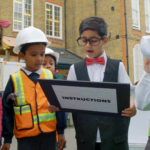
(45, 2, 62, 39)
(13, 0, 34, 32)
(131, 0, 140, 30)
(144, 0, 150, 33)
(133, 44, 144, 83)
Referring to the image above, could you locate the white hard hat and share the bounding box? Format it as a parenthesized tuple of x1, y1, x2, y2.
(141, 36, 150, 60)
(45, 48, 59, 63)
(13, 26, 50, 54)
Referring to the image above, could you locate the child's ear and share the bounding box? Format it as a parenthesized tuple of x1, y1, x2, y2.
(19, 52, 25, 60)
(103, 36, 109, 45)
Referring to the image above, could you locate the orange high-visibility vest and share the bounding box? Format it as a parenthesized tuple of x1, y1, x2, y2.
(11, 69, 57, 138)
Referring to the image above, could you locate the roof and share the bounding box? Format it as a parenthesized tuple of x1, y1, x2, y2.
(3, 36, 15, 47)
(50, 47, 83, 64)
(1, 37, 83, 65)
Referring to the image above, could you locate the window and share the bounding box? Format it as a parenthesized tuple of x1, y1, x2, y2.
(133, 44, 144, 83)
(131, 0, 140, 29)
(144, 0, 150, 33)
(13, 0, 33, 31)
(45, 3, 62, 39)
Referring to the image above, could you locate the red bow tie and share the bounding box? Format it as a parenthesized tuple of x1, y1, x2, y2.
(85, 57, 105, 66)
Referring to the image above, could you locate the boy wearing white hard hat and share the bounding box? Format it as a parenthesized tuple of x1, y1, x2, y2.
(43, 48, 59, 74)
(2, 26, 65, 150)
(43, 48, 67, 150)
(135, 36, 150, 150)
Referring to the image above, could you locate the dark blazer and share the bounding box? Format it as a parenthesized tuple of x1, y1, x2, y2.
(73, 57, 130, 150)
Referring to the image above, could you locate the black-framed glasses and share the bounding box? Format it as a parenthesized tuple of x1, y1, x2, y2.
(76, 36, 106, 47)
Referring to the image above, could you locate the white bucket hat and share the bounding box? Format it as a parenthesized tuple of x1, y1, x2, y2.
(141, 36, 150, 60)
(45, 48, 59, 63)
(13, 26, 50, 54)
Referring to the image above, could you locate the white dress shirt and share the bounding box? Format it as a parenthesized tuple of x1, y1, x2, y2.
(21, 66, 42, 76)
(67, 51, 132, 143)
(136, 71, 150, 111)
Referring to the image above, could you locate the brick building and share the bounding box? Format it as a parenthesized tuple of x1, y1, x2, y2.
(66, 0, 149, 83)
(0, 0, 149, 84)
(0, 0, 82, 85)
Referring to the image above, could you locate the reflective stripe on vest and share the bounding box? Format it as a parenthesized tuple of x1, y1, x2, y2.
(14, 105, 31, 114)
(43, 69, 53, 79)
(12, 69, 56, 123)
(12, 71, 25, 105)
(33, 113, 56, 125)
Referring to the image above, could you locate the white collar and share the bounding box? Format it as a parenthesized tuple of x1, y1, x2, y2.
(21, 66, 42, 76)
(86, 51, 107, 60)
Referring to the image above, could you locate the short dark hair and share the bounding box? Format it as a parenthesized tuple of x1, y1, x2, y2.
(20, 42, 47, 55)
(45, 54, 57, 71)
(79, 17, 107, 37)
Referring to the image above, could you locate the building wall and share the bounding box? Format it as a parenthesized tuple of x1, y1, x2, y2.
(0, 0, 66, 89)
(0, 0, 65, 49)
(66, 0, 126, 75)
(66, 0, 148, 83)
(66, 0, 124, 60)
(0, 0, 148, 84)
(126, 0, 147, 83)
(66, 0, 95, 57)
(97, 0, 124, 61)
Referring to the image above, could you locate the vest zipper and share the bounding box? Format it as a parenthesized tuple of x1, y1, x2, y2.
(34, 85, 43, 133)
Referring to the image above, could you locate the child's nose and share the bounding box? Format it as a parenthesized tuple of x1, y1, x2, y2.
(37, 55, 43, 61)
(36, 55, 41, 61)
(47, 64, 51, 68)
(86, 41, 91, 47)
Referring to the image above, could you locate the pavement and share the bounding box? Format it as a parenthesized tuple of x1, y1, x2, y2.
(2, 127, 145, 150)
(2, 127, 77, 150)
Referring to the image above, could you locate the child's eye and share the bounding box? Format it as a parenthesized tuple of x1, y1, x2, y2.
(41, 54, 44, 56)
(81, 39, 86, 43)
(43, 64, 46, 66)
(50, 63, 54, 65)
(31, 54, 36, 56)
(91, 39, 98, 43)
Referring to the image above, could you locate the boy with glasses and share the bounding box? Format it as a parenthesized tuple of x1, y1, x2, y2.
(48, 17, 136, 150)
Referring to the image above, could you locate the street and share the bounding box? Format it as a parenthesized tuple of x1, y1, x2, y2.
(3, 127, 77, 150)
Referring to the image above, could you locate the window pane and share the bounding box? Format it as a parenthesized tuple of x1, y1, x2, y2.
(14, 22, 17, 29)
(14, 12, 17, 19)
(145, 15, 149, 31)
(28, 20, 31, 26)
(15, 6, 18, 12)
(133, 44, 144, 82)
(18, 13, 22, 20)
(46, 4, 53, 36)
(28, 4, 31, 10)
(24, 0, 32, 28)
(46, 4, 61, 37)
(132, 0, 139, 28)
(50, 25, 52, 31)
(18, 24, 22, 30)
(46, 30, 49, 35)
(145, 4, 148, 14)
(145, 0, 150, 32)
(54, 6, 60, 37)
(132, 0, 138, 10)
(46, 4, 49, 9)
(132, 10, 138, 26)
(14, 0, 22, 30)
(50, 31, 52, 35)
